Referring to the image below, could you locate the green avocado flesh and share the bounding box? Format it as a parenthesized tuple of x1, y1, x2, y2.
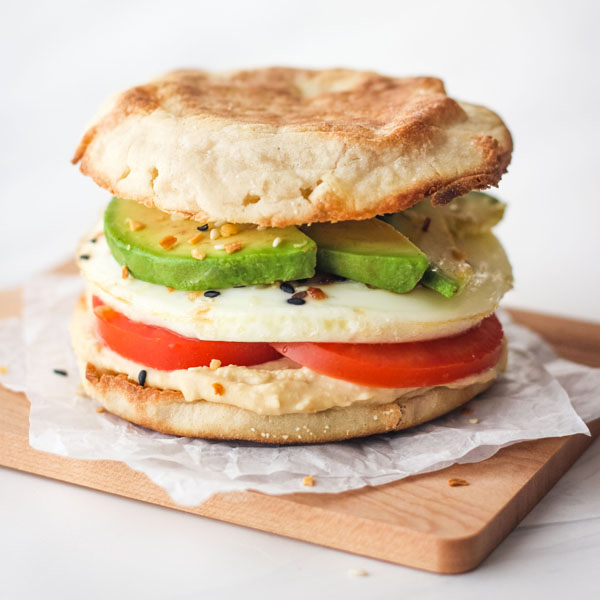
(301, 219, 428, 294)
(104, 197, 317, 290)
(382, 191, 504, 298)
(444, 191, 506, 237)
(383, 207, 472, 298)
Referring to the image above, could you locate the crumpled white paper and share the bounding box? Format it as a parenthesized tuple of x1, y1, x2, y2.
(0, 273, 598, 507)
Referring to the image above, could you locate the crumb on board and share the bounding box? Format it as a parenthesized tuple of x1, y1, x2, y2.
(347, 568, 369, 578)
(209, 359, 222, 370)
(302, 475, 315, 487)
(448, 478, 470, 487)
(0, 366, 7, 374)
(469, 418, 479, 424)
(96, 407, 105, 413)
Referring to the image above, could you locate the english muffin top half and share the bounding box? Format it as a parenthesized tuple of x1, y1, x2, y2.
(73, 67, 512, 227)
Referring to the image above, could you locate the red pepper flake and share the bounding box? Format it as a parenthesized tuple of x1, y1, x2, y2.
(212, 382, 225, 396)
(448, 478, 470, 487)
(187, 232, 204, 245)
(306, 287, 327, 300)
(121, 265, 129, 279)
(159, 235, 177, 250)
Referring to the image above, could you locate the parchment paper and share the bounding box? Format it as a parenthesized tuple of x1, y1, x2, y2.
(0, 273, 598, 507)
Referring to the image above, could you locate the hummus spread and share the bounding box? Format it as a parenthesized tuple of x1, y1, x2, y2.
(71, 303, 505, 416)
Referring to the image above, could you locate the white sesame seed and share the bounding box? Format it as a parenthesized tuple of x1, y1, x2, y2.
(282, 434, 289, 440)
(272, 237, 282, 247)
(210, 228, 220, 240)
(214, 243, 225, 250)
(250, 427, 256, 432)
(214, 220, 226, 227)
(347, 568, 369, 578)
(373, 415, 378, 421)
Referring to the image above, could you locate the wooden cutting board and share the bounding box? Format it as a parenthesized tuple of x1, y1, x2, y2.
(1, 276, 599, 574)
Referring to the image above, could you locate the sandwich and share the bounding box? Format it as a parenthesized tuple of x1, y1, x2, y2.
(71, 67, 513, 443)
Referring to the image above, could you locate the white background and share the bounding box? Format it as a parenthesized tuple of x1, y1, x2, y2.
(1, 1, 599, 598)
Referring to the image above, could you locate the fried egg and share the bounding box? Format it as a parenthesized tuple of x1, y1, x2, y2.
(78, 226, 512, 343)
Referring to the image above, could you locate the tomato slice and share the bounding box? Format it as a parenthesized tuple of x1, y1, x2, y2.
(92, 296, 282, 370)
(271, 314, 504, 388)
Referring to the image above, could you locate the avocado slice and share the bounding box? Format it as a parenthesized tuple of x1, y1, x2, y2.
(104, 197, 316, 290)
(444, 191, 506, 237)
(301, 219, 428, 294)
(382, 207, 472, 298)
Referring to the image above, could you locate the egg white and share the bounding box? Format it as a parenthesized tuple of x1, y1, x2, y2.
(78, 227, 512, 343)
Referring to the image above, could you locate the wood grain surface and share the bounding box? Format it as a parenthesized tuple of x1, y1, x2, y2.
(1, 276, 599, 573)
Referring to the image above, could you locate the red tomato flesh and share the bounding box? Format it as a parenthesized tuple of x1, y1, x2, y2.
(92, 296, 282, 370)
(271, 314, 504, 388)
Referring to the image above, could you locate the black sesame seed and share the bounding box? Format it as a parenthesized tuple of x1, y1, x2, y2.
(53, 369, 68, 376)
(287, 297, 306, 305)
(79, 254, 90, 260)
(291, 290, 307, 299)
(197, 224, 209, 231)
(204, 290, 220, 298)
(90, 238, 97, 244)
(280, 282, 295, 294)
(138, 370, 147, 386)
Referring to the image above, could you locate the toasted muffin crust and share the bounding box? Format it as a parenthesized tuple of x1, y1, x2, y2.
(73, 67, 512, 226)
